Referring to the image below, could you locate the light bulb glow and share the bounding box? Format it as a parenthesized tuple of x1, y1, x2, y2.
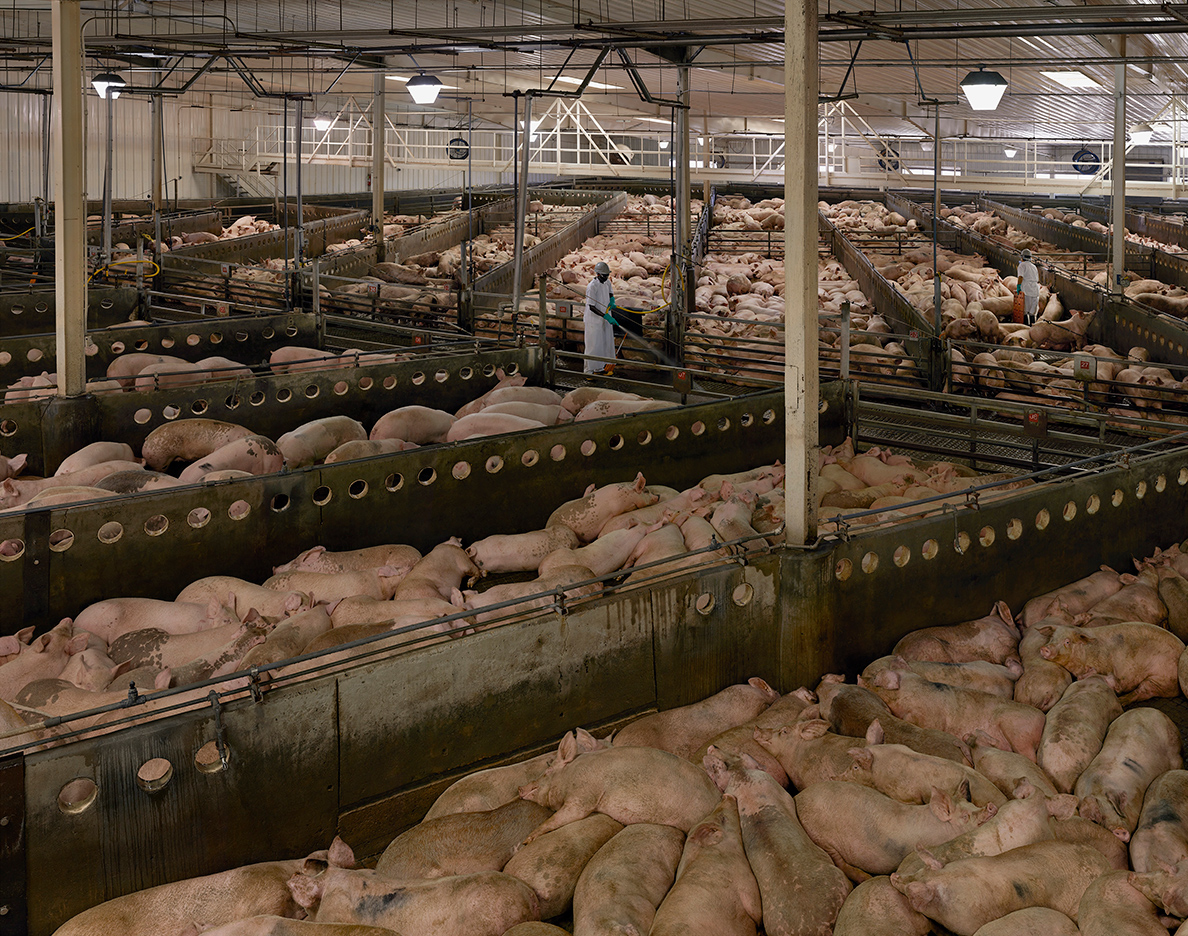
(407, 74, 443, 105)
(959, 67, 1008, 111)
(92, 71, 126, 100)
(1004, 147, 1018, 158)
(313, 115, 333, 131)
(1130, 122, 1155, 146)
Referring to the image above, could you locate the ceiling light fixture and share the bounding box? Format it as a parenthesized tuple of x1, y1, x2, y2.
(959, 65, 1008, 111)
(920, 139, 933, 152)
(91, 71, 126, 99)
(827, 142, 836, 153)
(312, 114, 333, 131)
(697, 136, 704, 145)
(1004, 147, 1018, 158)
(659, 140, 670, 149)
(1130, 122, 1155, 145)
(407, 73, 443, 105)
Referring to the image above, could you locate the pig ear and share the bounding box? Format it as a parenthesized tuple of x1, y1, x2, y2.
(956, 778, 972, 802)
(1036, 624, 1056, 637)
(241, 607, 261, 625)
(0, 636, 19, 656)
(993, 601, 1017, 634)
(328, 836, 355, 869)
(798, 719, 830, 740)
(875, 670, 900, 690)
(752, 726, 772, 744)
(287, 873, 322, 910)
(818, 673, 844, 686)
(633, 472, 646, 492)
(928, 787, 955, 821)
(1119, 573, 1137, 585)
(555, 730, 579, 766)
(573, 727, 597, 752)
(154, 668, 173, 690)
(207, 598, 224, 620)
(1005, 658, 1024, 677)
(702, 752, 729, 792)
(1047, 794, 1078, 821)
(1013, 778, 1036, 800)
(583, 483, 597, 497)
(793, 687, 817, 703)
(849, 748, 873, 770)
(8, 454, 26, 475)
(917, 848, 944, 871)
(108, 660, 135, 680)
(904, 881, 937, 911)
(739, 752, 760, 771)
(799, 704, 821, 721)
(865, 720, 885, 745)
(15, 626, 34, 644)
(748, 676, 775, 697)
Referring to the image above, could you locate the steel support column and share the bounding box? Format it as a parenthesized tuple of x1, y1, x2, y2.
(372, 71, 386, 264)
(675, 65, 691, 319)
(1111, 38, 1127, 295)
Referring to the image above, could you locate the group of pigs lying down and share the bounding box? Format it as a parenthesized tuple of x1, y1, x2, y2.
(45, 536, 1188, 936)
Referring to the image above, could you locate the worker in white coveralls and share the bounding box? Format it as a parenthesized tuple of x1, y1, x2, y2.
(584, 260, 616, 375)
(1016, 248, 1040, 325)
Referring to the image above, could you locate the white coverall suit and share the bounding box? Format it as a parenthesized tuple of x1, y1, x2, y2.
(584, 276, 615, 374)
(1018, 258, 1040, 325)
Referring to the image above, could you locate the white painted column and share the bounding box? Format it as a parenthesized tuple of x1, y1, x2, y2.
(675, 65, 691, 315)
(1111, 37, 1127, 295)
(372, 70, 386, 263)
(784, 0, 819, 544)
(52, 1, 87, 398)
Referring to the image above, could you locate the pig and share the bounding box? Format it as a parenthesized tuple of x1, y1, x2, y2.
(177, 576, 310, 619)
(833, 876, 931, 936)
(73, 597, 239, 645)
(1012, 617, 1074, 711)
(1129, 770, 1188, 874)
(0, 460, 146, 508)
(708, 494, 765, 552)
(1052, 814, 1131, 870)
(369, 405, 455, 444)
(190, 918, 394, 936)
(195, 356, 253, 380)
(600, 485, 718, 536)
(537, 523, 657, 578)
(518, 744, 721, 841)
(968, 907, 1079, 936)
(621, 521, 690, 580)
(326, 595, 466, 631)
(574, 399, 673, 421)
(794, 781, 996, 880)
(834, 743, 1006, 808)
(482, 401, 570, 425)
(819, 681, 972, 765)
(240, 606, 333, 671)
(134, 360, 212, 392)
(446, 411, 546, 442)
(0, 620, 90, 702)
(753, 719, 874, 790)
(141, 419, 255, 470)
(1018, 566, 1123, 628)
(457, 565, 599, 625)
(612, 677, 779, 762)
(391, 540, 480, 603)
(648, 795, 763, 936)
(323, 438, 418, 463)
(705, 749, 852, 936)
(1076, 870, 1167, 936)
(167, 622, 271, 688)
(0, 453, 27, 480)
(1156, 564, 1188, 642)
(178, 434, 285, 483)
(572, 822, 685, 936)
(890, 841, 1113, 935)
(1037, 622, 1184, 703)
(94, 470, 182, 494)
(462, 385, 563, 416)
(288, 866, 540, 936)
(262, 567, 405, 603)
(374, 798, 552, 878)
(1072, 566, 1167, 628)
(273, 543, 421, 576)
(59, 643, 128, 693)
(690, 688, 818, 787)
(276, 416, 367, 468)
(54, 440, 138, 476)
(1075, 707, 1183, 841)
(466, 526, 580, 574)
(965, 731, 1063, 800)
(502, 813, 623, 918)
(1129, 859, 1188, 917)
(862, 655, 1021, 700)
(108, 619, 267, 673)
(862, 667, 1045, 761)
(268, 347, 340, 374)
(1036, 676, 1122, 793)
(891, 601, 1020, 665)
(546, 473, 659, 543)
(105, 352, 184, 388)
(559, 386, 646, 415)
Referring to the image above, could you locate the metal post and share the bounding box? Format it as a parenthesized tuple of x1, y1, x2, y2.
(840, 302, 851, 380)
(1111, 38, 1127, 295)
(53, 0, 87, 398)
(932, 104, 942, 335)
(467, 97, 474, 286)
(102, 91, 114, 269)
(676, 64, 691, 328)
(152, 91, 163, 276)
(295, 97, 304, 266)
(372, 71, 386, 264)
(784, 0, 819, 545)
(511, 93, 533, 315)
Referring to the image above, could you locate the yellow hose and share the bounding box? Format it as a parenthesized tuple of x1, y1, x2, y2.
(87, 258, 161, 284)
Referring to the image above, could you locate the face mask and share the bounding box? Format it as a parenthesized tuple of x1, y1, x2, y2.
(597, 273, 609, 283)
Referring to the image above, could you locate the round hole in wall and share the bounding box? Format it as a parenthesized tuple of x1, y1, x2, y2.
(210, 332, 223, 345)
(161, 337, 175, 349)
(979, 526, 996, 547)
(835, 558, 853, 580)
(84, 343, 99, 357)
(134, 408, 152, 425)
(270, 493, 290, 512)
(228, 500, 251, 520)
(382, 376, 398, 391)
(304, 384, 319, 400)
(762, 408, 776, 424)
(100, 298, 114, 310)
(717, 417, 731, 432)
(691, 421, 706, 436)
(261, 328, 275, 339)
(49, 529, 74, 552)
(732, 583, 754, 606)
(741, 412, 754, 427)
(284, 324, 298, 337)
(637, 430, 652, 445)
(1112, 488, 1124, 507)
(580, 440, 597, 457)
(506, 363, 520, 376)
(452, 461, 471, 481)
(348, 479, 369, 499)
(358, 377, 373, 391)
(485, 456, 503, 474)
(144, 515, 168, 537)
(276, 388, 292, 403)
(34, 302, 48, 314)
(411, 372, 426, 386)
(1086, 494, 1101, 515)
(1007, 519, 1023, 540)
(186, 333, 201, 347)
(0, 420, 15, 437)
(893, 545, 911, 567)
(162, 405, 180, 420)
(954, 531, 971, 554)
(0, 538, 25, 561)
(522, 450, 539, 467)
(385, 473, 404, 491)
(195, 740, 227, 774)
(58, 778, 98, 815)
(1180, 468, 1188, 486)
(97, 521, 123, 545)
(187, 507, 210, 529)
(695, 593, 715, 615)
(1063, 501, 1077, 521)
(550, 444, 566, 462)
(1136, 480, 1148, 499)
(26, 348, 43, 363)
(665, 425, 679, 441)
(0, 352, 10, 366)
(861, 552, 879, 573)
(333, 381, 349, 396)
(418, 467, 437, 486)
(609, 434, 624, 451)
(482, 364, 496, 378)
(108, 341, 124, 354)
(1157, 474, 1167, 493)
(434, 369, 448, 383)
(136, 758, 173, 793)
(9, 305, 22, 316)
(191, 399, 208, 416)
(1035, 508, 1050, 531)
(312, 486, 332, 506)
(224, 394, 240, 410)
(460, 366, 474, 380)
(232, 331, 248, 343)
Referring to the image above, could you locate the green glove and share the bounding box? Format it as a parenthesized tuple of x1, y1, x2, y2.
(607, 296, 617, 310)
